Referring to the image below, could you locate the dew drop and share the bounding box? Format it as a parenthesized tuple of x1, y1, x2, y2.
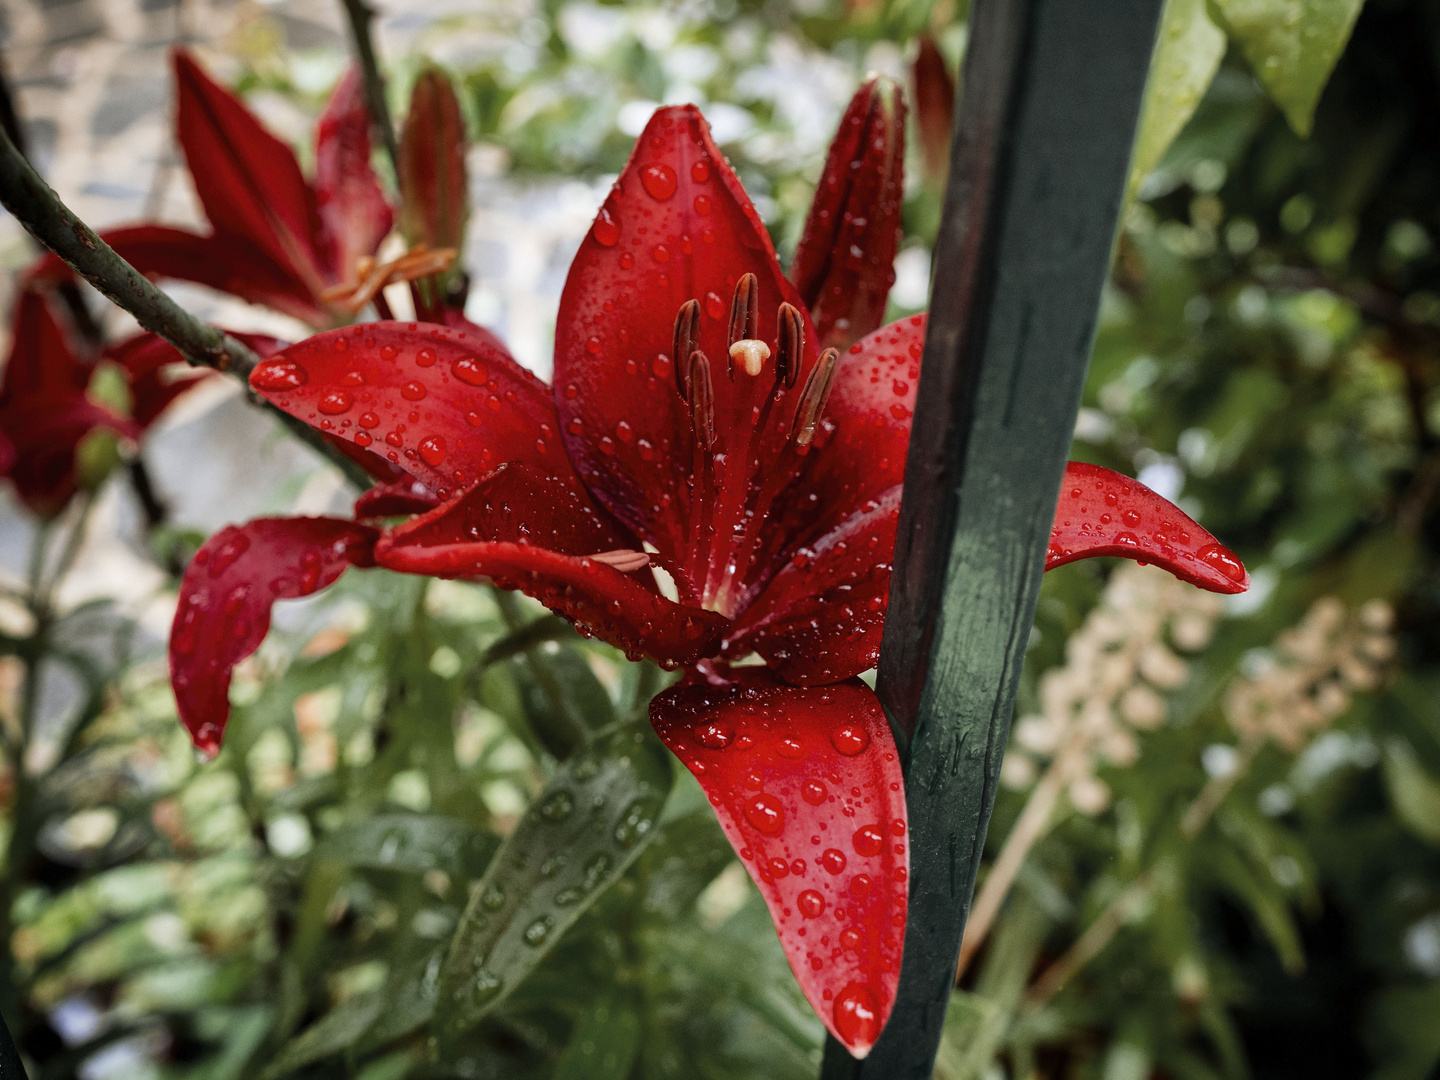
(379, 344, 398, 360)
(839, 926, 864, 951)
(359, 411, 379, 429)
(592, 206, 621, 246)
(767, 857, 790, 879)
(317, 390, 353, 415)
(693, 194, 712, 215)
(798, 890, 826, 919)
(615, 420, 634, 443)
(777, 738, 805, 760)
(401, 381, 427, 401)
(821, 848, 847, 875)
(641, 162, 678, 200)
(833, 984, 881, 1051)
(802, 780, 828, 805)
(419, 436, 447, 466)
(831, 724, 871, 756)
(1200, 544, 1247, 584)
(651, 243, 670, 264)
(341, 370, 365, 387)
(690, 159, 711, 183)
(416, 347, 437, 367)
(744, 793, 785, 836)
(453, 356, 489, 386)
(852, 825, 885, 858)
(705, 291, 725, 319)
(693, 720, 733, 749)
(252, 360, 307, 390)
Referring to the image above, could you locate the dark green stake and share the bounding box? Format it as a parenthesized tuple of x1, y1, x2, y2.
(820, 0, 1164, 1076)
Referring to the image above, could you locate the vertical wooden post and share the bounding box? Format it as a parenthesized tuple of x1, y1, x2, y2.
(820, 0, 1164, 1076)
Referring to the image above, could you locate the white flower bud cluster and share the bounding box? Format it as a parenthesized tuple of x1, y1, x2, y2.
(1002, 565, 1225, 815)
(1224, 597, 1395, 750)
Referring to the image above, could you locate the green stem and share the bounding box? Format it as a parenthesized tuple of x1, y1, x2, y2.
(339, 0, 400, 176)
(493, 589, 589, 755)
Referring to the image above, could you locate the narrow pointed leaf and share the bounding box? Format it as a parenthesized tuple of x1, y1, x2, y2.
(554, 992, 642, 1080)
(433, 723, 673, 1044)
(1047, 462, 1249, 593)
(791, 77, 906, 351)
(650, 670, 908, 1059)
(316, 813, 499, 878)
(169, 517, 378, 753)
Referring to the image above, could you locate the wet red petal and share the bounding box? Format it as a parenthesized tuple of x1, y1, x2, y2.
(375, 463, 726, 665)
(650, 668, 906, 1058)
(314, 67, 394, 284)
(173, 49, 326, 296)
(398, 67, 468, 254)
(169, 517, 378, 753)
(554, 104, 814, 561)
(250, 322, 575, 498)
(790, 78, 905, 351)
(26, 225, 328, 326)
(1048, 462, 1249, 593)
(353, 476, 440, 518)
(756, 315, 922, 585)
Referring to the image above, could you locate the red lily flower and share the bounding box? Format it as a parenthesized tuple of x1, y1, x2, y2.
(26, 49, 393, 328)
(167, 105, 1246, 1054)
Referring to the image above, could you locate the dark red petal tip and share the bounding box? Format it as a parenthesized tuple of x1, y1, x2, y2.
(790, 77, 906, 351)
(650, 669, 907, 1058)
(1048, 462, 1249, 594)
(170, 517, 377, 753)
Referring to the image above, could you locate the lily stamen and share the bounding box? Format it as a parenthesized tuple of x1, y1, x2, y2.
(319, 243, 458, 313)
(672, 299, 701, 401)
(728, 272, 759, 346)
(794, 347, 841, 447)
(775, 302, 803, 389)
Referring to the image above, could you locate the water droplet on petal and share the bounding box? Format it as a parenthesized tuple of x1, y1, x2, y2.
(641, 162, 678, 200)
(693, 194, 712, 215)
(821, 848, 847, 875)
(453, 356, 488, 386)
(831, 724, 871, 756)
(802, 780, 827, 804)
(852, 825, 884, 858)
(693, 721, 733, 749)
(252, 360, 307, 390)
(798, 890, 826, 918)
(690, 159, 711, 183)
(1200, 544, 1247, 584)
(402, 382, 427, 401)
(834, 984, 882, 1051)
(317, 390, 353, 415)
(419, 436, 447, 466)
(593, 206, 621, 246)
(416, 347, 437, 367)
(744, 793, 784, 835)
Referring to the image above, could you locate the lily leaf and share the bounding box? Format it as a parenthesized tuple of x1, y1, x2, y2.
(1212, 0, 1366, 136)
(1130, 0, 1227, 191)
(433, 723, 673, 1042)
(315, 813, 498, 879)
(258, 989, 382, 1080)
(1382, 738, 1440, 847)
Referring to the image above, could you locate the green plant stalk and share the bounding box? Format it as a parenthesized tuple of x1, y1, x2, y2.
(339, 0, 400, 176)
(492, 588, 590, 754)
(1023, 733, 1265, 1008)
(0, 126, 372, 489)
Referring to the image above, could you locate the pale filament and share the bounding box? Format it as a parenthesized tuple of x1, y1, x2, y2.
(586, 549, 653, 573)
(320, 243, 458, 313)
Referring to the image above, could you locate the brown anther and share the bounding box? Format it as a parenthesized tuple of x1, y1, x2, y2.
(793, 347, 840, 447)
(689, 350, 716, 450)
(728, 272, 759, 354)
(672, 299, 701, 402)
(775, 302, 804, 388)
(587, 549, 652, 573)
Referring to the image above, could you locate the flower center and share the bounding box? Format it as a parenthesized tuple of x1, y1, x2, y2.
(669, 274, 841, 617)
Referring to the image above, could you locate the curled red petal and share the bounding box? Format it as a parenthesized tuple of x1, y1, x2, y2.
(756, 315, 923, 584)
(374, 463, 726, 665)
(554, 104, 814, 561)
(105, 330, 282, 429)
(731, 486, 899, 685)
(1049, 462, 1249, 593)
(650, 668, 907, 1058)
(315, 67, 395, 284)
(172, 49, 326, 297)
(249, 322, 573, 498)
(170, 517, 378, 754)
(790, 77, 906, 351)
(912, 34, 956, 190)
(398, 67, 468, 254)
(353, 476, 440, 518)
(26, 225, 328, 326)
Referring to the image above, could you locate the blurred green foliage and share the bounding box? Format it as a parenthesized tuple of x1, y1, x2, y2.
(5, 0, 1440, 1078)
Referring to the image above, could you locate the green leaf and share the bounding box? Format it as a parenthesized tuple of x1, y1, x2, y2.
(433, 723, 673, 1042)
(1130, 0, 1227, 191)
(258, 990, 382, 1080)
(316, 814, 498, 880)
(1211, 0, 1366, 136)
(1381, 739, 1440, 847)
(554, 992, 642, 1080)
(507, 643, 616, 759)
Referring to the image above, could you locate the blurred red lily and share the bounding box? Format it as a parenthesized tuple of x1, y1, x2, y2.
(167, 98, 1247, 1055)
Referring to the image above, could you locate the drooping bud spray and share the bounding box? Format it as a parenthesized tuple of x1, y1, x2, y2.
(789, 76, 905, 352)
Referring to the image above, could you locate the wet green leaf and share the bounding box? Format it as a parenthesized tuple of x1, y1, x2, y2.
(1130, 0, 1227, 191)
(433, 723, 672, 1042)
(258, 990, 382, 1080)
(316, 814, 497, 880)
(1212, 0, 1366, 136)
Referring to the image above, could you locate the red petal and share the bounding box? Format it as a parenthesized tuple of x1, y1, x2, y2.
(755, 315, 923, 584)
(353, 476, 439, 518)
(315, 68, 394, 283)
(105, 330, 282, 429)
(790, 78, 905, 351)
(375, 463, 727, 665)
(731, 487, 898, 685)
(1049, 462, 1249, 593)
(0, 396, 133, 516)
(27, 224, 328, 325)
(172, 49, 325, 296)
(650, 668, 907, 1058)
(912, 35, 956, 190)
(1, 290, 90, 402)
(170, 517, 377, 753)
(249, 322, 573, 498)
(398, 67, 468, 252)
(554, 104, 813, 560)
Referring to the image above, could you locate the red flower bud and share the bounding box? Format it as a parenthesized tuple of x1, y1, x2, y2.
(398, 66, 469, 316)
(790, 76, 905, 351)
(913, 34, 956, 191)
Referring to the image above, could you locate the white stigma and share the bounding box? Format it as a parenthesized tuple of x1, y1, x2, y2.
(728, 339, 771, 377)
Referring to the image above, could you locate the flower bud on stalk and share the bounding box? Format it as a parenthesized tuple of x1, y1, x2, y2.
(790, 76, 905, 352)
(912, 34, 957, 192)
(399, 66, 469, 318)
